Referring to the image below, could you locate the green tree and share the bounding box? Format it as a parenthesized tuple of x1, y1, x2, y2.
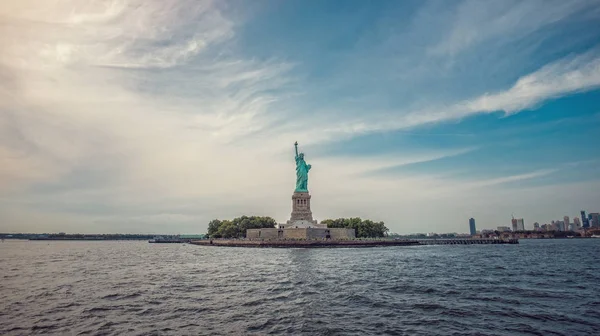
(207, 219, 222, 238)
(207, 216, 277, 238)
(215, 220, 238, 238)
(322, 217, 388, 238)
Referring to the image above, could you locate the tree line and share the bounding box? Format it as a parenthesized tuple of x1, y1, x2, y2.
(207, 216, 389, 239)
(321, 217, 389, 238)
(207, 216, 277, 238)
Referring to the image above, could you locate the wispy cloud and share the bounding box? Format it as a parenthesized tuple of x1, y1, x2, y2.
(0, 1, 292, 206)
(304, 49, 600, 140)
(430, 0, 594, 56)
(0, 0, 233, 70)
(465, 51, 600, 115)
(467, 169, 558, 188)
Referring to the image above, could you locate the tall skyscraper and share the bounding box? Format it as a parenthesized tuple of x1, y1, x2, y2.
(574, 217, 581, 229)
(469, 218, 476, 236)
(516, 218, 525, 231)
(564, 216, 570, 229)
(581, 210, 589, 228)
(512, 217, 518, 231)
(533, 222, 540, 231)
(591, 213, 600, 228)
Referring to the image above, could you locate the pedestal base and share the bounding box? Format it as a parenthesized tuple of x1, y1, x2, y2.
(281, 220, 326, 229)
(282, 191, 326, 228)
(246, 227, 355, 240)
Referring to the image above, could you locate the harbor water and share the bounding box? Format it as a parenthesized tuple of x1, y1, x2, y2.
(1, 239, 599, 335)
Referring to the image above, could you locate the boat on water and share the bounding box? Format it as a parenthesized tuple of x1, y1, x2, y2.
(591, 235, 600, 238)
(148, 236, 183, 243)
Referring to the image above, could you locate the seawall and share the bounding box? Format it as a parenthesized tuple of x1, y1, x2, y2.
(416, 238, 519, 245)
(190, 239, 421, 248)
(189, 238, 518, 248)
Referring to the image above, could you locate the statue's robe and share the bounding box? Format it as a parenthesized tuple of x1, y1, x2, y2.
(295, 156, 310, 192)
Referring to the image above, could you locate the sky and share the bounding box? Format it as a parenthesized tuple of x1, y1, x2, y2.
(1, 0, 600, 234)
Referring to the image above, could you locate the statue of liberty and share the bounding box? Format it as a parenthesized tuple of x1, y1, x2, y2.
(294, 141, 311, 192)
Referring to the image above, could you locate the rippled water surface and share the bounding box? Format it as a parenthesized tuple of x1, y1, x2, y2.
(1, 239, 600, 335)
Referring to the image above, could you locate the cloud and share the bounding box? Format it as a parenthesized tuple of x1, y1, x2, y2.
(466, 169, 558, 188)
(0, 0, 233, 70)
(0, 2, 289, 203)
(465, 51, 600, 115)
(429, 0, 595, 56)
(304, 49, 600, 140)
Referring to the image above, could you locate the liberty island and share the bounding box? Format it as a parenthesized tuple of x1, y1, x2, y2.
(190, 142, 518, 247)
(245, 142, 355, 240)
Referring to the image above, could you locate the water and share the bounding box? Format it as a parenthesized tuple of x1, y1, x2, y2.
(1, 239, 599, 336)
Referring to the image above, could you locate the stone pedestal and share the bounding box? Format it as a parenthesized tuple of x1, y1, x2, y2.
(245, 190, 355, 240)
(282, 192, 325, 228)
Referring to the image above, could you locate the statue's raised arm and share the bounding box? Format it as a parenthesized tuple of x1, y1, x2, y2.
(294, 141, 299, 158)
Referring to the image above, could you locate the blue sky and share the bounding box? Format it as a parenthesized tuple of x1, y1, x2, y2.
(1, 0, 599, 234)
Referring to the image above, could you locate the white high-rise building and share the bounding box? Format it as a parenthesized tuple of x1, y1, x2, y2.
(564, 216, 570, 230)
(516, 218, 525, 231)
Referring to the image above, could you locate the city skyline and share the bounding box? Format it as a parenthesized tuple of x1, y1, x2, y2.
(1, 1, 600, 234)
(472, 208, 600, 234)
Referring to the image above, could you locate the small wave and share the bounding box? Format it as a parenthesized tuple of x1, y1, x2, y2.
(101, 292, 142, 300)
(174, 307, 208, 314)
(241, 298, 264, 307)
(178, 323, 200, 328)
(82, 306, 112, 313)
(31, 323, 59, 331)
(5, 326, 27, 333)
(440, 308, 477, 318)
(101, 293, 120, 299)
(412, 302, 444, 311)
(472, 296, 522, 305)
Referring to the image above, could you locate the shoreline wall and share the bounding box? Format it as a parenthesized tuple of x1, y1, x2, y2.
(189, 238, 518, 248)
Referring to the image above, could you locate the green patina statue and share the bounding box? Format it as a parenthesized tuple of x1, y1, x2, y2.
(294, 141, 311, 192)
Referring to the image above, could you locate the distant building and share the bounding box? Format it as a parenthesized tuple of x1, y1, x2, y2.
(581, 210, 589, 228)
(591, 213, 600, 228)
(497, 226, 511, 232)
(564, 216, 570, 228)
(512, 218, 525, 231)
(511, 217, 518, 231)
(533, 222, 540, 231)
(574, 217, 581, 229)
(469, 218, 476, 236)
(556, 221, 565, 231)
